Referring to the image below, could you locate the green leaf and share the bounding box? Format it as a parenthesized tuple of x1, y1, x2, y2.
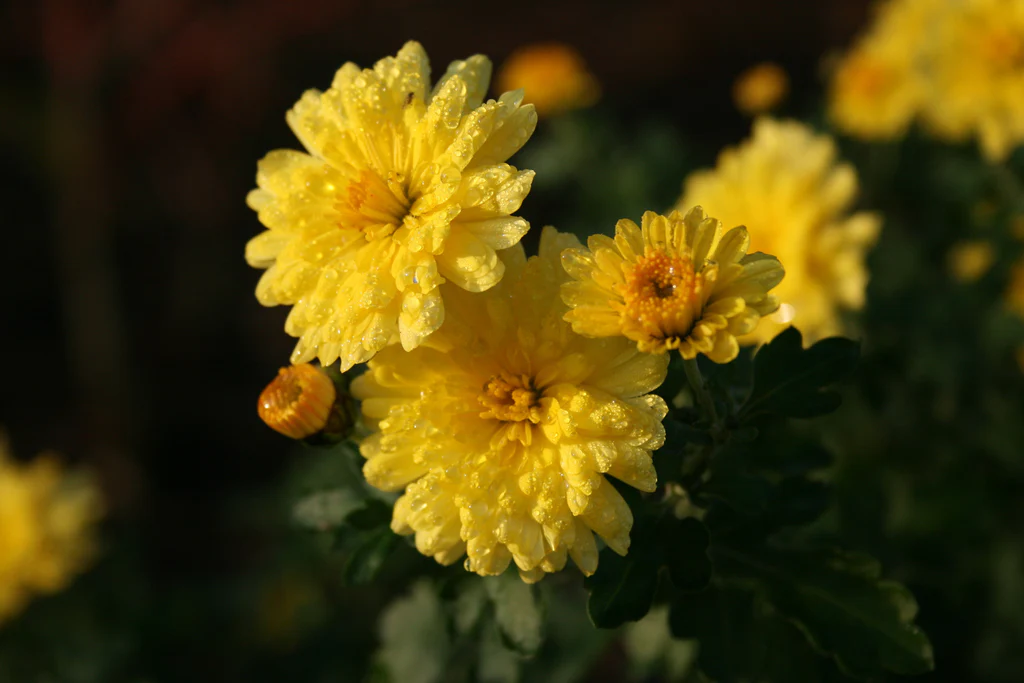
(585, 538, 661, 629)
(485, 571, 545, 657)
(660, 517, 712, 592)
(478, 620, 522, 683)
(292, 489, 365, 531)
(668, 586, 758, 683)
(669, 586, 849, 683)
(624, 606, 698, 682)
(346, 498, 394, 530)
(342, 527, 399, 585)
(698, 469, 774, 516)
(376, 581, 450, 683)
(713, 546, 935, 678)
(451, 579, 488, 635)
(741, 328, 860, 420)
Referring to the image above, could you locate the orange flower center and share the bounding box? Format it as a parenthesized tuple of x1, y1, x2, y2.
(622, 250, 703, 339)
(336, 169, 412, 240)
(479, 373, 542, 424)
(841, 56, 893, 99)
(980, 27, 1024, 69)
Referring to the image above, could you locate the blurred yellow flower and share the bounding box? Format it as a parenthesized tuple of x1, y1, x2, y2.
(351, 228, 668, 583)
(679, 119, 880, 345)
(561, 208, 784, 363)
(0, 438, 102, 625)
(948, 240, 995, 282)
(496, 43, 599, 116)
(246, 41, 538, 371)
(922, 0, 1024, 161)
(258, 364, 337, 439)
(1006, 258, 1024, 316)
(828, 0, 934, 140)
(733, 63, 789, 116)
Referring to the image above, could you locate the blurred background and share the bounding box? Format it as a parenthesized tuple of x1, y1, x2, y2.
(3, 0, 1024, 681)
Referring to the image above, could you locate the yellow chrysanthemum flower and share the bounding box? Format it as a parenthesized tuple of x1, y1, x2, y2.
(0, 437, 102, 625)
(351, 228, 668, 583)
(678, 119, 880, 344)
(246, 41, 538, 371)
(921, 0, 1024, 161)
(733, 63, 789, 116)
(828, 0, 935, 140)
(560, 208, 784, 363)
(1006, 258, 1024, 316)
(496, 43, 600, 117)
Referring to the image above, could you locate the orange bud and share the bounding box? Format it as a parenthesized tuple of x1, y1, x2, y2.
(733, 62, 789, 116)
(258, 364, 337, 439)
(496, 42, 599, 117)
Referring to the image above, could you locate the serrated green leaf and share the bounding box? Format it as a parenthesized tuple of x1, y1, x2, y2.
(713, 546, 935, 678)
(660, 517, 712, 592)
(698, 469, 774, 516)
(346, 498, 393, 530)
(451, 579, 488, 635)
(376, 581, 450, 683)
(478, 620, 522, 683)
(624, 606, 698, 682)
(485, 571, 544, 656)
(342, 528, 399, 585)
(585, 539, 660, 629)
(668, 586, 757, 683)
(292, 489, 365, 531)
(741, 328, 859, 420)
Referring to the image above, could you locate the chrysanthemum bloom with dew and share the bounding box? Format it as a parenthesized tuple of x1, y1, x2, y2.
(828, 0, 936, 140)
(246, 42, 538, 371)
(678, 119, 880, 345)
(351, 228, 668, 583)
(561, 208, 784, 364)
(496, 43, 599, 117)
(733, 63, 789, 116)
(0, 437, 102, 625)
(921, 0, 1024, 161)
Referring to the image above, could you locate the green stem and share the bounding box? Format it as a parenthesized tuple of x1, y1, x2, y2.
(683, 357, 718, 425)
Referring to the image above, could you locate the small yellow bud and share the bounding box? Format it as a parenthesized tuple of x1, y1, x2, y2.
(496, 42, 599, 117)
(258, 364, 337, 439)
(733, 63, 789, 116)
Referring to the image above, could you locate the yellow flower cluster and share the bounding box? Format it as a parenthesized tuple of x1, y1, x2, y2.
(679, 119, 880, 344)
(0, 438, 102, 625)
(248, 45, 787, 581)
(830, 0, 1024, 161)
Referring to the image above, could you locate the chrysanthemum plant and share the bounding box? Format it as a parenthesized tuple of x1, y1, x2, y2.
(251, 43, 933, 682)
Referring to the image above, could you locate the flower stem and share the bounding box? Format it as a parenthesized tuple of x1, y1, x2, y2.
(682, 357, 718, 425)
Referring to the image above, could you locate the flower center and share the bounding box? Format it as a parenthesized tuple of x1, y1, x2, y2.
(479, 373, 542, 424)
(621, 249, 703, 340)
(336, 169, 412, 240)
(980, 27, 1024, 69)
(842, 56, 893, 98)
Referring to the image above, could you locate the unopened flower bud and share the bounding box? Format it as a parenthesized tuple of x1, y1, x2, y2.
(258, 364, 337, 439)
